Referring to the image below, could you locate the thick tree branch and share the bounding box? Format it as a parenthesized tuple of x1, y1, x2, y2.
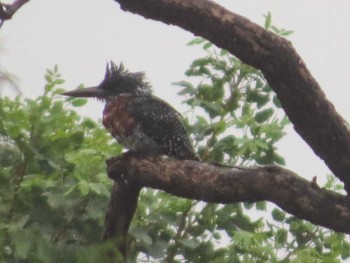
(114, 0, 350, 193)
(107, 155, 350, 234)
(0, 0, 29, 28)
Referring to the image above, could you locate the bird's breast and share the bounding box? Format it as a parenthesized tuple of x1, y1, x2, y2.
(102, 95, 161, 153)
(102, 96, 136, 139)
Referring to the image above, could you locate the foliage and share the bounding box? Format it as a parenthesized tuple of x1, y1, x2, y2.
(0, 66, 123, 262)
(0, 15, 349, 263)
(126, 16, 349, 263)
(176, 38, 287, 166)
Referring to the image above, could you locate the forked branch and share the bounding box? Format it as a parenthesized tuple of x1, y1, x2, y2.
(114, 0, 350, 193)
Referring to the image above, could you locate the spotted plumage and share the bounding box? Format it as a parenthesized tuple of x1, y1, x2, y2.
(62, 62, 198, 161)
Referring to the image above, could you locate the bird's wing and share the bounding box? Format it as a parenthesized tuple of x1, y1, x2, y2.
(129, 96, 197, 160)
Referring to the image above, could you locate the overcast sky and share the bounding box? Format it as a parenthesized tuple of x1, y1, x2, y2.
(1, 0, 350, 183)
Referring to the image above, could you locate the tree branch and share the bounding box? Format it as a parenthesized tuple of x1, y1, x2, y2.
(114, 0, 350, 193)
(102, 180, 141, 258)
(107, 155, 350, 234)
(0, 0, 29, 28)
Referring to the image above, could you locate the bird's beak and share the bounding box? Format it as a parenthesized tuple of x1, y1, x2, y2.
(61, 86, 106, 98)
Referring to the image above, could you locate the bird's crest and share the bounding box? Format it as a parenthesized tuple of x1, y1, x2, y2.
(101, 62, 152, 97)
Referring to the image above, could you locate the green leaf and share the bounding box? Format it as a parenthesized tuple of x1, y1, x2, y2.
(280, 30, 294, 36)
(198, 66, 211, 76)
(200, 101, 222, 118)
(220, 49, 228, 56)
(46, 69, 54, 76)
(264, 12, 272, 29)
(243, 202, 254, 210)
(271, 25, 280, 34)
(191, 58, 211, 68)
(54, 88, 65, 95)
(179, 239, 199, 249)
(214, 135, 236, 154)
(273, 95, 282, 108)
(187, 37, 205, 46)
(255, 201, 266, 211)
(78, 180, 90, 196)
(269, 129, 285, 141)
(213, 232, 221, 240)
(45, 74, 53, 84)
(197, 83, 223, 102)
(81, 118, 97, 129)
(341, 241, 350, 259)
(246, 89, 269, 108)
(275, 229, 288, 244)
(254, 108, 274, 123)
(256, 95, 270, 108)
(13, 232, 32, 259)
(272, 208, 286, 222)
(71, 98, 88, 107)
(173, 80, 196, 95)
(130, 229, 153, 246)
(89, 182, 109, 196)
(55, 79, 65, 84)
(273, 152, 286, 165)
(70, 131, 84, 146)
(203, 42, 213, 50)
(254, 139, 269, 150)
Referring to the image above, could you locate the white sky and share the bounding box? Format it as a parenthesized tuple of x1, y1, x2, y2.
(1, 0, 350, 183)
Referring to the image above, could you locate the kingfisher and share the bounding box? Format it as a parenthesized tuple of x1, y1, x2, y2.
(62, 62, 199, 161)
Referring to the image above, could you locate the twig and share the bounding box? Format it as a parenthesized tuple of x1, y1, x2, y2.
(0, 0, 30, 28)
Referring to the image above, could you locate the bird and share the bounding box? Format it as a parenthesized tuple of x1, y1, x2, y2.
(62, 62, 199, 161)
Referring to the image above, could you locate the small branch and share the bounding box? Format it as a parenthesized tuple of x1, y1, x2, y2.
(0, 70, 21, 95)
(107, 155, 350, 234)
(114, 0, 350, 193)
(0, 0, 30, 28)
(164, 204, 192, 262)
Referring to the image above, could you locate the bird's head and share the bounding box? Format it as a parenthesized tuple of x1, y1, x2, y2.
(61, 62, 152, 101)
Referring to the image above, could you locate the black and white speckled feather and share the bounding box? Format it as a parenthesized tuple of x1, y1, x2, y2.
(128, 96, 198, 160)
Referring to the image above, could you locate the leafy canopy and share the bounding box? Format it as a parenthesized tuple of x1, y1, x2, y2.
(0, 13, 349, 263)
(0, 66, 123, 262)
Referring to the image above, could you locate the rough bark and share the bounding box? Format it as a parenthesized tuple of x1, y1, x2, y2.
(107, 155, 350, 234)
(114, 0, 350, 193)
(0, 0, 30, 28)
(102, 180, 140, 258)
